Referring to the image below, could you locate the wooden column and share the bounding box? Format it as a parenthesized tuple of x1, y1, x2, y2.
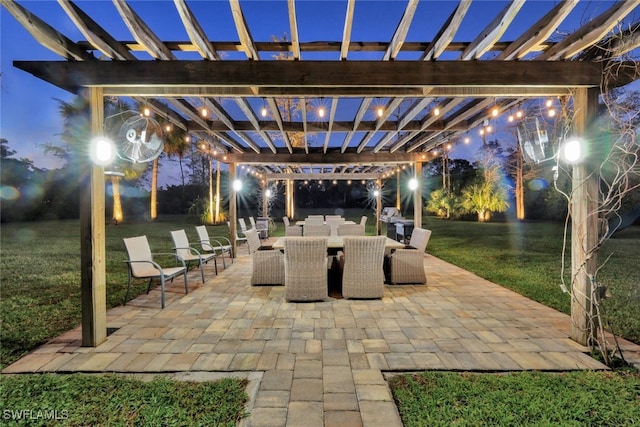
(215, 160, 221, 223)
(396, 169, 401, 211)
(80, 87, 106, 347)
(413, 162, 423, 227)
(376, 178, 382, 236)
(262, 180, 268, 217)
(570, 87, 599, 345)
(229, 162, 238, 257)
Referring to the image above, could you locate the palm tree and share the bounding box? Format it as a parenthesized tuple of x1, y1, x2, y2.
(460, 181, 510, 222)
(426, 188, 458, 219)
(148, 127, 190, 220)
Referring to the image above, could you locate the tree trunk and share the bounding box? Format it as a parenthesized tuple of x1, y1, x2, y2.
(515, 144, 525, 220)
(151, 157, 158, 220)
(111, 175, 123, 223)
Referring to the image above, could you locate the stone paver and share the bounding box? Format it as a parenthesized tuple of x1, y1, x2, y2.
(5, 252, 639, 427)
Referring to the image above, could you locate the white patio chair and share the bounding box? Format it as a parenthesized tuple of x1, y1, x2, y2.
(195, 225, 233, 267)
(305, 216, 324, 226)
(246, 228, 284, 286)
(341, 236, 386, 299)
(227, 221, 249, 254)
(170, 229, 217, 283)
(389, 228, 432, 284)
(360, 216, 368, 226)
(284, 237, 328, 302)
(123, 235, 188, 309)
(325, 217, 346, 235)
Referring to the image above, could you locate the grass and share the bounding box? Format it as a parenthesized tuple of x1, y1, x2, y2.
(0, 373, 247, 426)
(389, 370, 640, 427)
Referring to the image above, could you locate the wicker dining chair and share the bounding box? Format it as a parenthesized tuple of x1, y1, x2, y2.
(283, 217, 302, 236)
(388, 228, 432, 284)
(284, 237, 328, 302)
(303, 224, 331, 236)
(337, 223, 365, 236)
(341, 236, 387, 299)
(246, 228, 285, 286)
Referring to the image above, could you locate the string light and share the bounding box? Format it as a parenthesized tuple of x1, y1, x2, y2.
(318, 106, 326, 118)
(491, 106, 499, 117)
(433, 106, 440, 116)
(516, 110, 523, 118)
(546, 99, 554, 108)
(548, 109, 556, 118)
(201, 107, 208, 117)
(142, 106, 151, 117)
(260, 98, 268, 118)
(376, 106, 384, 118)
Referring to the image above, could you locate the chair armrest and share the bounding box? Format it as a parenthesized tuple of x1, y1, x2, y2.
(209, 236, 232, 246)
(152, 252, 188, 267)
(124, 259, 173, 272)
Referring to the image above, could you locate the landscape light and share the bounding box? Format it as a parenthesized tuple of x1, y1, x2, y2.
(265, 189, 272, 198)
(232, 179, 243, 192)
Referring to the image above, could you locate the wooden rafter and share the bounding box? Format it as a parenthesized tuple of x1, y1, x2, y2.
(460, 0, 525, 60)
(420, 0, 471, 60)
(537, 0, 640, 60)
(229, 0, 259, 60)
(340, 0, 356, 60)
(287, 0, 301, 60)
(173, 0, 221, 60)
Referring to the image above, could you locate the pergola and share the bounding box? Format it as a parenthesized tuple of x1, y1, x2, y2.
(4, 0, 639, 349)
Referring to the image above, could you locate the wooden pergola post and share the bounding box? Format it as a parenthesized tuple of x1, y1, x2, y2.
(286, 179, 295, 219)
(229, 162, 238, 257)
(570, 87, 600, 346)
(80, 87, 106, 347)
(413, 162, 422, 227)
(376, 178, 382, 236)
(396, 169, 401, 211)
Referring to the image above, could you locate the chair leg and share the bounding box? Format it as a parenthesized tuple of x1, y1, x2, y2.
(199, 259, 205, 283)
(124, 272, 133, 306)
(213, 257, 218, 275)
(146, 278, 153, 294)
(183, 270, 189, 294)
(160, 276, 165, 309)
(220, 251, 226, 269)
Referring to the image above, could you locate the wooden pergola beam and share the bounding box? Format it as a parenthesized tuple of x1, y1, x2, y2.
(13, 60, 607, 95)
(226, 151, 428, 164)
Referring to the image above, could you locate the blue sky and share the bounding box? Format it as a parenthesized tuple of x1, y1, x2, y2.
(1, 1, 632, 185)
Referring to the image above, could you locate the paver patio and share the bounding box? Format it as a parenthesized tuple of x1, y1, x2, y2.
(4, 249, 639, 427)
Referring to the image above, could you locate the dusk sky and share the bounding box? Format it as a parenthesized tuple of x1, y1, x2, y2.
(1, 1, 634, 187)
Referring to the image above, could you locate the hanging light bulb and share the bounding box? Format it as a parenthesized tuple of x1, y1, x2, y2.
(464, 136, 470, 144)
(546, 99, 554, 108)
(185, 135, 191, 142)
(479, 128, 485, 136)
(491, 106, 499, 117)
(376, 106, 384, 118)
(318, 106, 326, 118)
(508, 115, 514, 122)
(516, 110, 523, 118)
(201, 107, 208, 117)
(548, 109, 556, 118)
(165, 123, 172, 132)
(261, 106, 268, 117)
(486, 125, 493, 133)
(142, 106, 151, 117)
(433, 106, 440, 116)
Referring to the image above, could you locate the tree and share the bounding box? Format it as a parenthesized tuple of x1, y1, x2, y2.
(460, 181, 510, 222)
(426, 188, 458, 219)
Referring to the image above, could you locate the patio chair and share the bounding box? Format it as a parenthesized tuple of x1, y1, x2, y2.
(227, 221, 249, 254)
(283, 217, 302, 236)
(303, 224, 331, 236)
(123, 235, 188, 309)
(337, 223, 365, 236)
(170, 229, 217, 283)
(284, 237, 328, 302)
(341, 236, 387, 299)
(195, 225, 233, 267)
(360, 216, 368, 226)
(239, 218, 251, 234)
(388, 228, 432, 284)
(246, 228, 284, 286)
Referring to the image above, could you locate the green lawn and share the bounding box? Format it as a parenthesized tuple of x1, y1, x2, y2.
(0, 373, 247, 426)
(389, 370, 640, 427)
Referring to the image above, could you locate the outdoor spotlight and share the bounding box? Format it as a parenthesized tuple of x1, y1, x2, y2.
(408, 177, 419, 191)
(266, 189, 272, 198)
(89, 136, 116, 166)
(232, 179, 243, 192)
(560, 138, 584, 164)
(373, 189, 380, 197)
